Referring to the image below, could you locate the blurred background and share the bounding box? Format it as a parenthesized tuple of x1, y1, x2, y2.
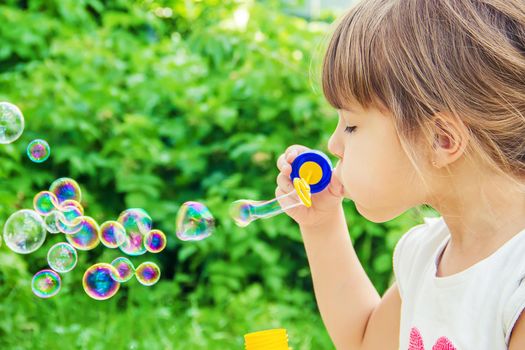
(0, 0, 435, 349)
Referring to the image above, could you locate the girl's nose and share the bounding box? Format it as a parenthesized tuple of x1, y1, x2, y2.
(328, 133, 343, 160)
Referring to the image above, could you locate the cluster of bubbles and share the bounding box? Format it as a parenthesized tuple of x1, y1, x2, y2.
(1, 101, 218, 301)
(3, 176, 216, 300)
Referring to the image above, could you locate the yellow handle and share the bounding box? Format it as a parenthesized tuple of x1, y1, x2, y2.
(244, 329, 290, 350)
(293, 178, 312, 208)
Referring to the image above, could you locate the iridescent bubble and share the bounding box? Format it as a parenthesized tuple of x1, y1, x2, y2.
(135, 261, 161, 286)
(32, 269, 61, 298)
(33, 191, 59, 216)
(47, 242, 78, 273)
(117, 208, 153, 256)
(44, 211, 61, 234)
(59, 199, 84, 218)
(118, 208, 152, 234)
(54, 200, 83, 234)
(99, 221, 126, 248)
(27, 139, 50, 163)
(56, 213, 83, 235)
(0, 102, 24, 144)
(55, 200, 84, 234)
(175, 202, 215, 241)
(110, 257, 135, 283)
(49, 177, 82, 204)
(65, 216, 100, 250)
(144, 229, 167, 253)
(82, 263, 120, 300)
(3, 209, 46, 254)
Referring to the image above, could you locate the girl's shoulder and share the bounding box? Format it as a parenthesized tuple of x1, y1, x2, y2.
(392, 216, 448, 298)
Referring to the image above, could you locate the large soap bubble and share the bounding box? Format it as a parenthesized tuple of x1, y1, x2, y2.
(49, 177, 82, 204)
(47, 242, 78, 273)
(3, 209, 46, 254)
(117, 208, 152, 256)
(0, 102, 24, 144)
(83, 263, 120, 300)
(32, 269, 61, 298)
(175, 202, 215, 241)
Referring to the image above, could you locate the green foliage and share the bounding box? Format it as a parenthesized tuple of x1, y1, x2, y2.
(0, 0, 432, 348)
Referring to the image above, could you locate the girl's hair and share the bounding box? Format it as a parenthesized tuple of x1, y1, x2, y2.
(322, 0, 525, 197)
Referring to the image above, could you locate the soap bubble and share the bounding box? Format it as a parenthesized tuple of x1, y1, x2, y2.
(110, 257, 135, 283)
(55, 200, 84, 234)
(135, 261, 161, 286)
(82, 263, 120, 300)
(49, 177, 82, 204)
(99, 221, 126, 248)
(175, 202, 215, 241)
(144, 229, 167, 253)
(118, 208, 152, 233)
(56, 214, 83, 235)
(55, 200, 84, 235)
(3, 209, 46, 254)
(59, 199, 84, 218)
(33, 191, 59, 216)
(44, 211, 62, 234)
(47, 242, 78, 273)
(32, 269, 61, 298)
(27, 139, 51, 163)
(0, 102, 24, 144)
(117, 208, 153, 256)
(65, 216, 100, 250)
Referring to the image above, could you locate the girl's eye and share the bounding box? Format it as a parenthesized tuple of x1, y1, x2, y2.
(345, 126, 357, 134)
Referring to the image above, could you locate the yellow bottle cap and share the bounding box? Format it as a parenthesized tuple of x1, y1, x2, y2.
(244, 328, 291, 350)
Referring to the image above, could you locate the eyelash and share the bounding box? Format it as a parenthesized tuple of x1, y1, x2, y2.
(345, 126, 357, 134)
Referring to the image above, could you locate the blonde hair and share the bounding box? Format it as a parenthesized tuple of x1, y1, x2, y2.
(322, 0, 525, 196)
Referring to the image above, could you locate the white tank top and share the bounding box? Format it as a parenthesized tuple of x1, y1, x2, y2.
(393, 216, 525, 349)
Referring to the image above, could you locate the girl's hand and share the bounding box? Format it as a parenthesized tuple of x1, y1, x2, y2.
(275, 145, 345, 229)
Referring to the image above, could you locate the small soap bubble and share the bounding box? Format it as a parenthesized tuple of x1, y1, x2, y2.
(32, 269, 61, 298)
(27, 139, 50, 163)
(144, 229, 167, 253)
(0, 102, 24, 144)
(135, 261, 161, 286)
(65, 216, 100, 250)
(118, 208, 153, 234)
(47, 242, 78, 273)
(55, 200, 84, 234)
(59, 199, 84, 218)
(117, 208, 153, 256)
(175, 202, 215, 241)
(33, 191, 59, 216)
(82, 263, 120, 300)
(49, 177, 82, 204)
(44, 211, 61, 233)
(3, 209, 46, 254)
(99, 221, 126, 248)
(110, 257, 135, 283)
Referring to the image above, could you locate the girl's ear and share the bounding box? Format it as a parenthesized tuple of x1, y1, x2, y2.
(431, 114, 469, 167)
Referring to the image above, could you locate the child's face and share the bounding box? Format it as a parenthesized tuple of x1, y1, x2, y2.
(328, 104, 428, 223)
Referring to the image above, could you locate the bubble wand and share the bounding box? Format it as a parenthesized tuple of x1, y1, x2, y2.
(230, 150, 333, 227)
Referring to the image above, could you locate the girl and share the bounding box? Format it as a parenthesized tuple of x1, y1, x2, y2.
(275, 0, 525, 349)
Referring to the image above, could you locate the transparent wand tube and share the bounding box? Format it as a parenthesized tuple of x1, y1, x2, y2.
(230, 190, 304, 228)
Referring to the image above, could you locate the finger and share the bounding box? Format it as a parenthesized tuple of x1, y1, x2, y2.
(276, 172, 294, 192)
(275, 186, 286, 198)
(285, 144, 309, 155)
(285, 145, 309, 163)
(276, 153, 292, 172)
